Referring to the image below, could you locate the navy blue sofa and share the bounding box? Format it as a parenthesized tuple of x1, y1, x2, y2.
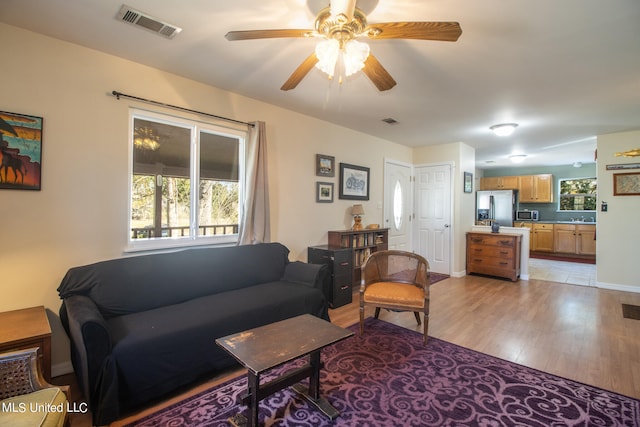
(58, 243, 328, 426)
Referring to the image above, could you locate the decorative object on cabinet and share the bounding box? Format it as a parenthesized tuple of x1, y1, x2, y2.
(613, 172, 640, 195)
(316, 154, 335, 177)
(316, 181, 334, 203)
(339, 163, 369, 200)
(0, 306, 52, 383)
(0, 111, 43, 191)
(327, 228, 389, 286)
(464, 171, 473, 193)
(466, 232, 522, 281)
(308, 246, 353, 308)
(359, 250, 431, 344)
(351, 204, 364, 230)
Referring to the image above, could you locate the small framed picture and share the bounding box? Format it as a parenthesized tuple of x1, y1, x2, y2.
(464, 171, 473, 193)
(339, 163, 369, 200)
(316, 154, 335, 177)
(316, 182, 334, 203)
(613, 172, 640, 196)
(0, 111, 43, 191)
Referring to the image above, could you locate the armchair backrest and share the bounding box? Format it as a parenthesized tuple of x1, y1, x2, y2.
(0, 347, 48, 399)
(361, 250, 430, 288)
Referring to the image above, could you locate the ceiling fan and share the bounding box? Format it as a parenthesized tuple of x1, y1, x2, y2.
(225, 0, 462, 91)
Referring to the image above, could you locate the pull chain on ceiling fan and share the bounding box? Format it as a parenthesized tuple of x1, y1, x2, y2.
(225, 1, 462, 91)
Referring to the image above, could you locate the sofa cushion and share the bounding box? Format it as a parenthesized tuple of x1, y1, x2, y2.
(58, 243, 290, 318)
(106, 281, 326, 406)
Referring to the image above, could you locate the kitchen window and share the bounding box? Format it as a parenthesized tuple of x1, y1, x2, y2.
(558, 177, 596, 211)
(128, 110, 245, 250)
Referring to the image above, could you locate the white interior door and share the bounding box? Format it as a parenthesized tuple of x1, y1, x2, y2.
(383, 160, 412, 251)
(413, 164, 452, 274)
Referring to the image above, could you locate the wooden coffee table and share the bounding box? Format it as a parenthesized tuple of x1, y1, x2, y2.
(216, 314, 353, 427)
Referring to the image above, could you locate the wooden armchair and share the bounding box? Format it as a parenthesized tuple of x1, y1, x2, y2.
(0, 347, 69, 427)
(359, 250, 431, 344)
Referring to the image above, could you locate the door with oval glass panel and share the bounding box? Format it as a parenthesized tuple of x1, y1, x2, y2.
(383, 160, 412, 251)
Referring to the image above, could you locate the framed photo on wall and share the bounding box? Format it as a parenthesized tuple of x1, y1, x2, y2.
(613, 172, 640, 196)
(464, 171, 473, 193)
(316, 154, 335, 177)
(316, 182, 334, 203)
(0, 111, 43, 191)
(339, 163, 369, 200)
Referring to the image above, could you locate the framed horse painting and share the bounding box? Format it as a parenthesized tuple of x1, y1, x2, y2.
(0, 111, 42, 190)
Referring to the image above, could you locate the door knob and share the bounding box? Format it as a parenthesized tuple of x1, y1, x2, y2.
(444, 224, 450, 228)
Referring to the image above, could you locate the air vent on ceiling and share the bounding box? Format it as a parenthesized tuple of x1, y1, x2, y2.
(116, 5, 182, 39)
(381, 118, 399, 125)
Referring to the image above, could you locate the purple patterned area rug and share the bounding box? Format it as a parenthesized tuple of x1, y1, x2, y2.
(126, 318, 640, 426)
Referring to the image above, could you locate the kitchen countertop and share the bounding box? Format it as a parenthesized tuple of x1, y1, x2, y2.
(518, 221, 597, 225)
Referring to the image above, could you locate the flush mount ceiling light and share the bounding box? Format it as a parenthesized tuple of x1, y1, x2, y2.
(509, 154, 527, 163)
(490, 123, 518, 137)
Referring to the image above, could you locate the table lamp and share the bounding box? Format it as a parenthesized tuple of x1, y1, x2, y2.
(351, 204, 364, 230)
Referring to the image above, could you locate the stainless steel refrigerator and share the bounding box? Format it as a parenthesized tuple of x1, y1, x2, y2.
(476, 190, 518, 227)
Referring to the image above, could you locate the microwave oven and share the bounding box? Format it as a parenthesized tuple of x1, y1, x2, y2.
(516, 210, 539, 221)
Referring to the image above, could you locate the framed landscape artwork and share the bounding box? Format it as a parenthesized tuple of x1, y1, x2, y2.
(316, 154, 335, 177)
(613, 172, 640, 196)
(0, 111, 43, 190)
(316, 182, 334, 203)
(339, 163, 369, 200)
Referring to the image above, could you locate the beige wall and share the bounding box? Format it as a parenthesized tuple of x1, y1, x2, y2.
(596, 130, 640, 292)
(0, 24, 412, 373)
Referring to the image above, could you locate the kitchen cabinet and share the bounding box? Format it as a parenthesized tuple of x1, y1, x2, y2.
(518, 174, 553, 203)
(531, 223, 554, 252)
(479, 176, 519, 190)
(577, 225, 596, 255)
(514, 222, 533, 251)
(466, 232, 522, 281)
(553, 224, 596, 255)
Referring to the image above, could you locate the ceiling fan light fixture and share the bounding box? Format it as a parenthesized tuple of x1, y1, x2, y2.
(343, 40, 370, 76)
(315, 39, 340, 76)
(315, 39, 370, 78)
(490, 123, 518, 137)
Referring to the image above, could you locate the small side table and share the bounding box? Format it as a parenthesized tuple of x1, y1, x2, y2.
(0, 306, 52, 382)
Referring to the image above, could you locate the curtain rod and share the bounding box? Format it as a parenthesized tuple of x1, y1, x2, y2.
(111, 90, 254, 128)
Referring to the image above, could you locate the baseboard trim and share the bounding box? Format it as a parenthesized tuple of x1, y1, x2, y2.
(596, 282, 640, 294)
(52, 360, 74, 378)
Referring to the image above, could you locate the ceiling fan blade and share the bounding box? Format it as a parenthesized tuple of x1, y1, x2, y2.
(365, 22, 462, 41)
(225, 29, 312, 41)
(362, 54, 397, 91)
(281, 52, 319, 91)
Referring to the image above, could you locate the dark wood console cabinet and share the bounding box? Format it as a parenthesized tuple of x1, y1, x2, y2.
(308, 246, 353, 308)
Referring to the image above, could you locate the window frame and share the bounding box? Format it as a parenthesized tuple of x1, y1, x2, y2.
(557, 176, 597, 212)
(127, 109, 246, 252)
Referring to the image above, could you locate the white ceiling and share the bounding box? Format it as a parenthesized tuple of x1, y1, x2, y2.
(2, 0, 639, 169)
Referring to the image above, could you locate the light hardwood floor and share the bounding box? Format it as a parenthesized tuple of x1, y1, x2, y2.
(60, 273, 640, 426)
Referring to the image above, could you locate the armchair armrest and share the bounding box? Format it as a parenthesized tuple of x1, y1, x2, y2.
(281, 261, 328, 290)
